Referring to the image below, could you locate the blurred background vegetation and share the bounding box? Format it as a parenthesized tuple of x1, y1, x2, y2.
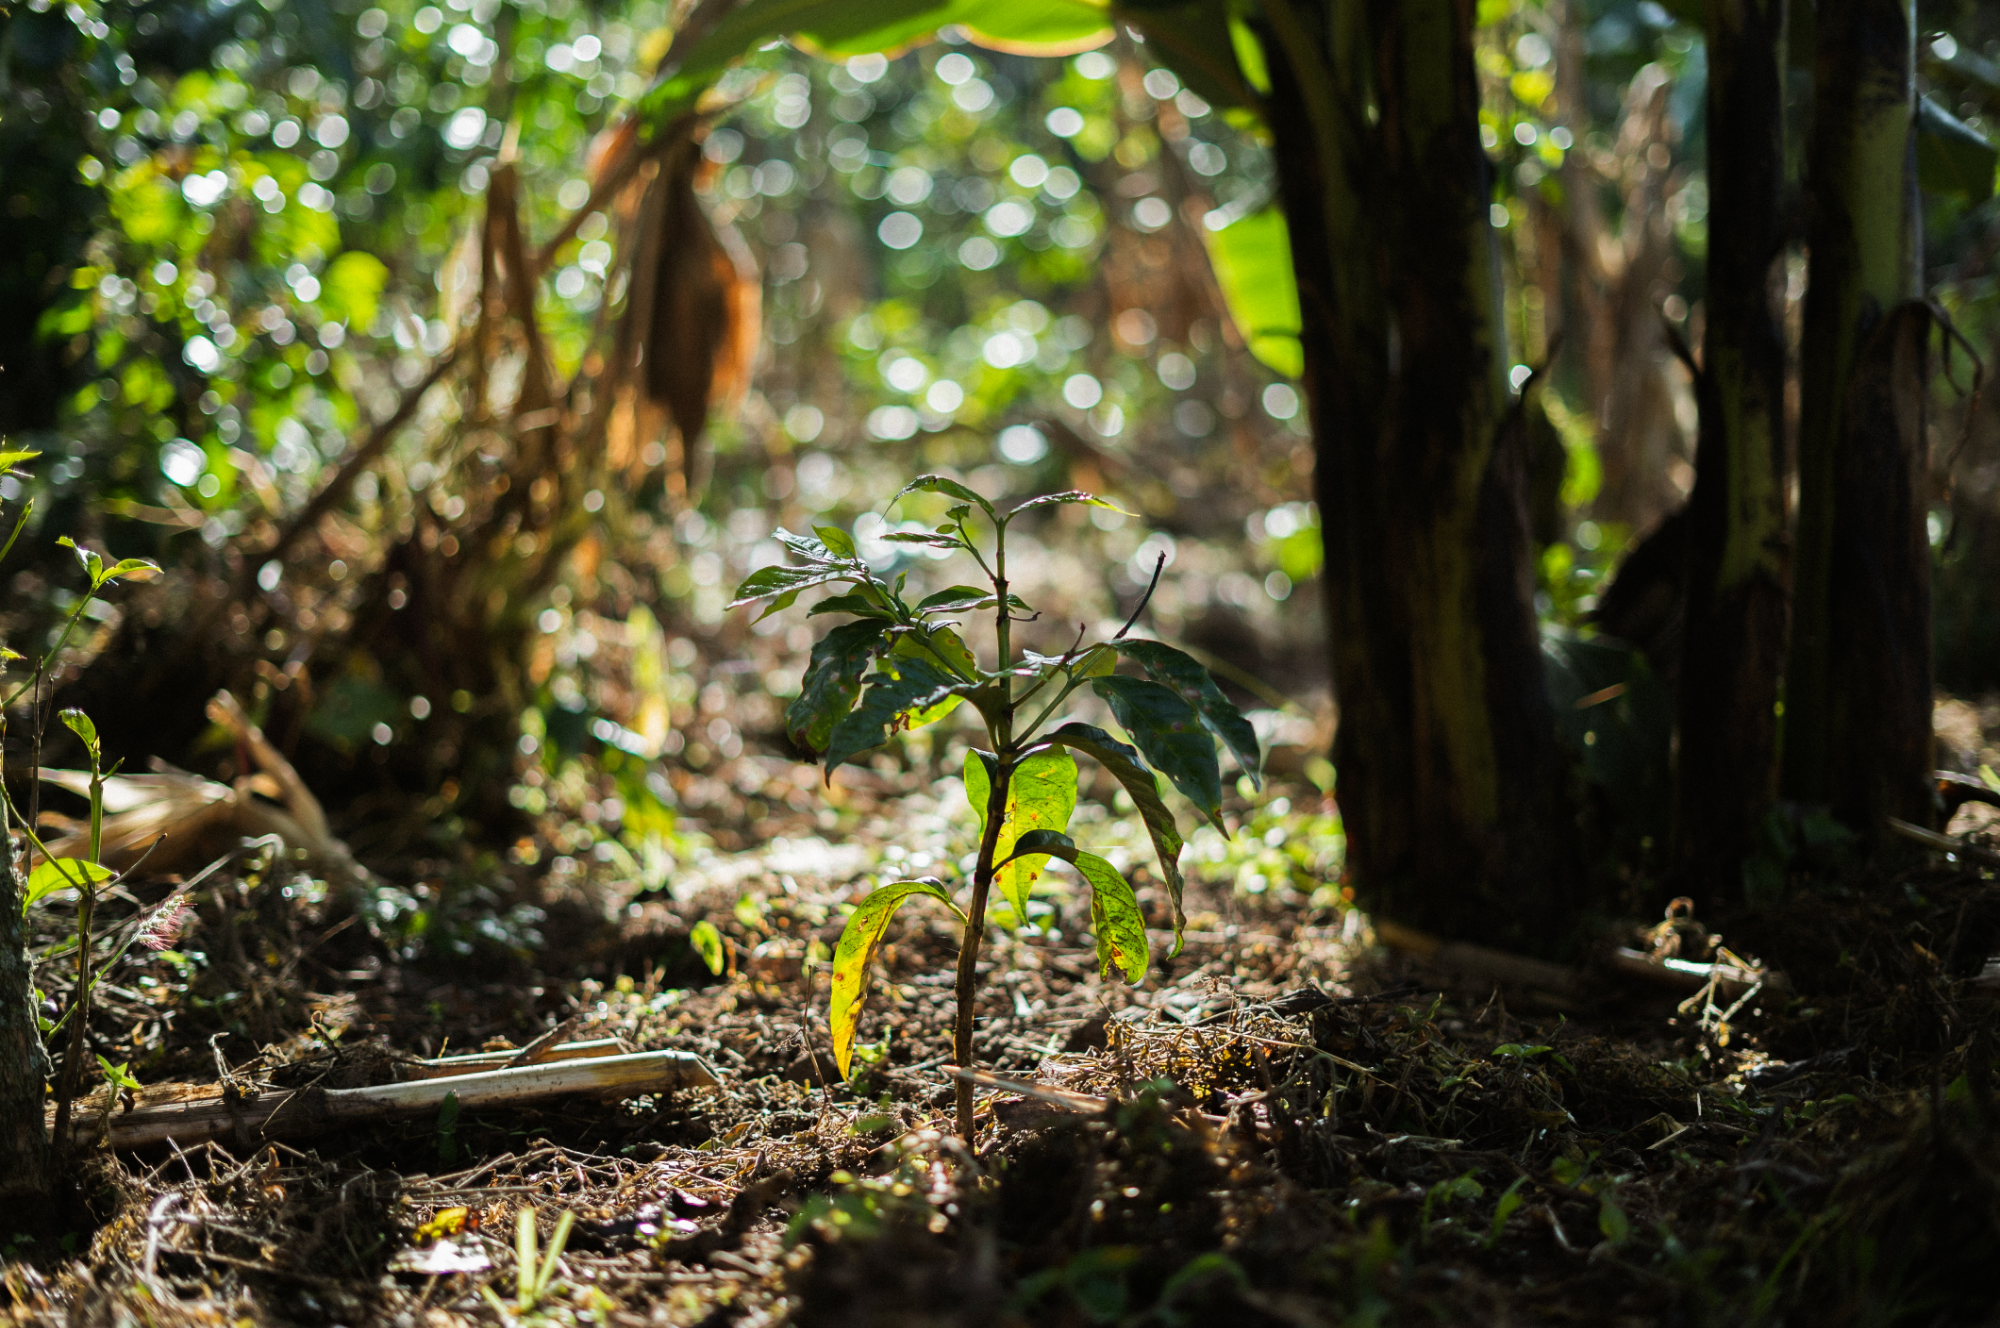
(0, 0, 1997, 926)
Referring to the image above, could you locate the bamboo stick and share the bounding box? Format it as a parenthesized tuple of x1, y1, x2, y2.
(58, 1050, 717, 1151)
(403, 1038, 628, 1079)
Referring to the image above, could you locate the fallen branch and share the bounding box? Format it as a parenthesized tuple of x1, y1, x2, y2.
(1373, 918, 1780, 1002)
(1372, 919, 1586, 1004)
(404, 1037, 627, 1079)
(943, 1065, 1107, 1115)
(57, 1049, 718, 1151)
(1887, 815, 2000, 870)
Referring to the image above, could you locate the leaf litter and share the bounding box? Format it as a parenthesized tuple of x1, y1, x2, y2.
(7, 751, 2000, 1326)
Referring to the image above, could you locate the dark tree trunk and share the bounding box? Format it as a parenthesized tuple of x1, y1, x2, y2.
(1674, 0, 1790, 902)
(1267, 0, 1573, 952)
(0, 791, 51, 1204)
(1823, 302, 1937, 833)
(1785, 0, 1932, 838)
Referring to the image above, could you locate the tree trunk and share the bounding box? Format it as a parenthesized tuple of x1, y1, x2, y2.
(0, 789, 52, 1203)
(1785, 0, 1932, 837)
(1267, 0, 1573, 952)
(1674, 0, 1790, 901)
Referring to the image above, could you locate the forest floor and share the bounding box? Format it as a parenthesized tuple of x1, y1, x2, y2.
(6, 702, 2000, 1327)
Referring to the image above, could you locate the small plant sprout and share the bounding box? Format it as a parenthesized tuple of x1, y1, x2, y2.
(731, 477, 1260, 1140)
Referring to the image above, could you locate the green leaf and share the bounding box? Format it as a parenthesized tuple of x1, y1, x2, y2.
(774, 528, 850, 564)
(880, 531, 964, 550)
(823, 657, 960, 772)
(60, 708, 99, 753)
(102, 558, 160, 583)
(808, 591, 895, 618)
(893, 623, 978, 679)
(813, 524, 858, 558)
(1228, 14, 1271, 95)
(1598, 1197, 1630, 1246)
(57, 536, 104, 588)
(787, 620, 889, 757)
(889, 473, 996, 520)
(754, 587, 803, 624)
(1115, 640, 1261, 787)
(24, 857, 116, 911)
(917, 586, 996, 613)
(829, 878, 965, 1078)
(1917, 94, 1997, 202)
(1040, 722, 1188, 950)
(965, 748, 1079, 922)
(1004, 490, 1134, 522)
(1487, 1176, 1528, 1246)
(1117, 0, 1259, 110)
(690, 919, 727, 975)
(96, 1055, 141, 1092)
(949, 0, 1113, 56)
(1091, 676, 1225, 832)
(1202, 206, 1303, 378)
(0, 450, 40, 473)
(728, 563, 855, 609)
(992, 831, 1147, 984)
(319, 251, 390, 329)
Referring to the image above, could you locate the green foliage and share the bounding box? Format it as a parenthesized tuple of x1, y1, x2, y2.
(690, 919, 728, 975)
(1201, 206, 1302, 377)
(737, 483, 1257, 1108)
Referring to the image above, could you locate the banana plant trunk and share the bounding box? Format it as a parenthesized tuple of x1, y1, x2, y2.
(0, 792, 51, 1203)
(1673, 0, 1790, 900)
(1784, 0, 1934, 841)
(1265, 0, 1573, 952)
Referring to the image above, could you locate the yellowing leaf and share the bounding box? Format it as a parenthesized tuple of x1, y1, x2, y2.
(829, 879, 964, 1078)
(415, 1207, 470, 1243)
(964, 749, 1078, 923)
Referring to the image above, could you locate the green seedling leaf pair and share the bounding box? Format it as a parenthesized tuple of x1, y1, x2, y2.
(736, 481, 1261, 1140)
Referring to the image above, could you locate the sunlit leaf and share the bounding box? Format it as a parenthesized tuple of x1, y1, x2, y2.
(813, 524, 858, 558)
(881, 531, 964, 552)
(951, 0, 1113, 57)
(808, 591, 895, 618)
(319, 251, 390, 329)
(1203, 206, 1303, 378)
(995, 830, 1146, 983)
(1091, 675, 1225, 832)
(96, 1055, 141, 1091)
(690, 919, 727, 975)
(0, 450, 40, 473)
(1003, 490, 1134, 521)
(1115, 640, 1261, 787)
(60, 708, 99, 752)
(1227, 14, 1271, 94)
(917, 585, 996, 613)
(1039, 722, 1187, 950)
(787, 620, 888, 757)
(829, 878, 965, 1078)
(823, 656, 960, 772)
(888, 473, 996, 520)
(964, 747, 1078, 922)
(102, 558, 161, 583)
(728, 563, 855, 609)
(24, 857, 116, 911)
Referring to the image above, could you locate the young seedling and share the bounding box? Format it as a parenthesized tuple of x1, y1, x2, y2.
(731, 478, 1260, 1140)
